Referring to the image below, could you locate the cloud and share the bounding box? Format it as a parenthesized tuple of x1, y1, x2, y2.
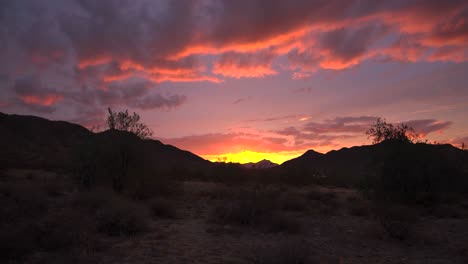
(245, 115, 300, 123)
(3, 1, 468, 82)
(162, 115, 456, 159)
(70, 107, 106, 128)
(94, 80, 188, 110)
(263, 136, 288, 145)
(273, 116, 452, 147)
(303, 116, 379, 134)
(404, 119, 452, 136)
(447, 136, 468, 148)
(12, 75, 63, 113)
(128, 94, 187, 110)
(317, 23, 389, 69)
(293, 87, 313, 93)
(233, 96, 252, 104)
(213, 51, 277, 78)
(1, 0, 468, 119)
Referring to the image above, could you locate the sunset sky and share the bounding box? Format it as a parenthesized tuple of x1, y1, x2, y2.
(1, 0, 467, 164)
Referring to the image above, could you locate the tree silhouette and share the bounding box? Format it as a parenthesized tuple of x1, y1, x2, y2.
(366, 118, 417, 144)
(106, 108, 153, 139)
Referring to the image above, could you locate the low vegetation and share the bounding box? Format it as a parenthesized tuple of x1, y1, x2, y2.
(210, 188, 302, 233)
(244, 240, 317, 264)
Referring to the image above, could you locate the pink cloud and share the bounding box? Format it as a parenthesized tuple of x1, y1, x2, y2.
(213, 52, 277, 78)
(19, 94, 63, 106)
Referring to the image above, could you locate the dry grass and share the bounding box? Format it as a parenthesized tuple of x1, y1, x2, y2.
(347, 195, 371, 217)
(74, 191, 150, 236)
(149, 197, 178, 219)
(306, 189, 337, 202)
(373, 203, 419, 240)
(210, 188, 302, 233)
(244, 240, 317, 264)
(280, 192, 308, 212)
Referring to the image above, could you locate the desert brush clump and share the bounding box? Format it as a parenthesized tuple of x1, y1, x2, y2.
(72, 190, 149, 236)
(373, 203, 418, 241)
(210, 187, 301, 233)
(244, 240, 317, 264)
(149, 197, 178, 219)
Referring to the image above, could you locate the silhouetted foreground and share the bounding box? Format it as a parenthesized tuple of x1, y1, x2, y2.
(1, 112, 468, 263)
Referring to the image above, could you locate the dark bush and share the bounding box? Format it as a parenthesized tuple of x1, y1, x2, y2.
(347, 195, 371, 217)
(280, 192, 308, 212)
(96, 197, 149, 236)
(0, 183, 49, 223)
(265, 212, 301, 234)
(71, 190, 113, 213)
(306, 189, 336, 202)
(374, 203, 418, 240)
(71, 190, 149, 236)
(0, 223, 40, 261)
(349, 203, 371, 217)
(245, 240, 317, 264)
(128, 173, 180, 200)
(149, 198, 178, 219)
(37, 209, 88, 252)
(211, 188, 301, 233)
(430, 204, 464, 219)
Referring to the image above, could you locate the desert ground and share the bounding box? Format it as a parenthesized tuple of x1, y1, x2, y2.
(2, 168, 468, 264)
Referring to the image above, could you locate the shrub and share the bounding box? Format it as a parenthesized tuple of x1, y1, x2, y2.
(349, 203, 370, 217)
(0, 183, 49, 223)
(37, 210, 85, 252)
(306, 189, 336, 202)
(244, 240, 317, 264)
(373, 203, 418, 240)
(96, 197, 149, 236)
(71, 190, 149, 236)
(347, 195, 371, 217)
(128, 173, 180, 200)
(0, 223, 40, 261)
(280, 192, 308, 212)
(149, 198, 178, 219)
(265, 212, 301, 234)
(43, 180, 69, 197)
(366, 118, 417, 144)
(430, 204, 464, 219)
(211, 189, 300, 233)
(71, 190, 113, 213)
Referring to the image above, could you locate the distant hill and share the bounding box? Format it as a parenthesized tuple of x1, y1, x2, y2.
(241, 159, 279, 169)
(0, 112, 211, 172)
(2, 112, 467, 188)
(278, 141, 468, 187)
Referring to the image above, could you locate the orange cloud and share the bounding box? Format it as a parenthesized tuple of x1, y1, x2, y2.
(213, 51, 277, 78)
(77, 56, 112, 69)
(20, 94, 63, 106)
(171, 27, 311, 60)
(149, 74, 222, 83)
(70, 1, 468, 85)
(213, 64, 276, 78)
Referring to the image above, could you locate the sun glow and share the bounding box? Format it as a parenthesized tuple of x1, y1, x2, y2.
(202, 150, 306, 165)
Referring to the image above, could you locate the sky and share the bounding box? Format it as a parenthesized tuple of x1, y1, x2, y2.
(1, 0, 467, 164)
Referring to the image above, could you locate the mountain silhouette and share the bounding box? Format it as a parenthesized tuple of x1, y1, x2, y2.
(0, 112, 210, 172)
(241, 159, 279, 169)
(2, 112, 467, 188)
(278, 141, 468, 187)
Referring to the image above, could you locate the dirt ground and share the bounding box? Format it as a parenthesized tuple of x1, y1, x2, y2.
(97, 181, 468, 264)
(2, 169, 468, 264)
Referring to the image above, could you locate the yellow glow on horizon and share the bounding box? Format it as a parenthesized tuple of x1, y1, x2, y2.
(202, 150, 307, 165)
